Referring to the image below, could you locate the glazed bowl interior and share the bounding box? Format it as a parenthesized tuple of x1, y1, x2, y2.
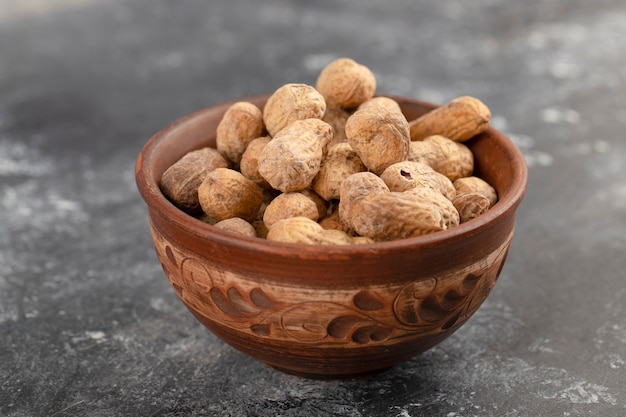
(135, 94, 528, 379)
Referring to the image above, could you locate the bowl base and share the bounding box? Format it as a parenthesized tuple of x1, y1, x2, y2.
(268, 364, 393, 380)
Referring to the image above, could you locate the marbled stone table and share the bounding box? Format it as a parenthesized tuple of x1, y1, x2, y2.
(1, 1, 625, 415)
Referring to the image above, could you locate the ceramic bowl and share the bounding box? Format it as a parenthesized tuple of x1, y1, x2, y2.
(135, 95, 527, 379)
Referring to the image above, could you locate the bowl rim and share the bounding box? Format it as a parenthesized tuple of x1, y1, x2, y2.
(135, 94, 528, 257)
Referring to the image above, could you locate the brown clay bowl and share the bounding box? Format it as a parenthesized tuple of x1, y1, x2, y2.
(135, 95, 528, 379)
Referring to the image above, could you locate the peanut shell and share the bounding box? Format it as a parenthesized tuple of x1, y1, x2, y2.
(405, 186, 460, 228)
(266, 217, 351, 245)
(198, 168, 263, 222)
(380, 161, 456, 201)
(263, 83, 326, 136)
(345, 107, 410, 175)
(408, 135, 474, 181)
(346, 191, 456, 241)
(258, 118, 333, 192)
(453, 192, 491, 223)
(357, 96, 402, 114)
(312, 142, 366, 201)
(240, 136, 272, 188)
(216, 101, 265, 164)
(315, 58, 376, 109)
(409, 96, 491, 142)
(160, 147, 229, 214)
(338, 172, 390, 225)
(263, 192, 321, 229)
(214, 217, 257, 237)
(322, 106, 351, 145)
(453, 176, 498, 207)
(318, 203, 353, 234)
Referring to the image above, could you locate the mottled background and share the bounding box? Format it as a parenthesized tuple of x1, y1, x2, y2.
(1, 0, 625, 416)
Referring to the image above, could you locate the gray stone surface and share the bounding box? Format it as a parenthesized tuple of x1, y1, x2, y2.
(1, 0, 626, 415)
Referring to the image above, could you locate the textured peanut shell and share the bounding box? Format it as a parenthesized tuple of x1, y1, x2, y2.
(358, 96, 402, 114)
(240, 136, 272, 188)
(312, 142, 366, 201)
(198, 168, 263, 222)
(267, 216, 354, 245)
(262, 83, 326, 136)
(266, 217, 324, 244)
(315, 58, 376, 109)
(299, 189, 328, 219)
(409, 96, 491, 142)
(345, 108, 410, 175)
(338, 172, 390, 225)
(263, 192, 321, 228)
(351, 236, 376, 245)
(405, 186, 460, 228)
(318, 204, 353, 234)
(453, 176, 498, 207)
(214, 217, 257, 237)
(322, 106, 350, 146)
(324, 229, 375, 245)
(408, 135, 474, 181)
(160, 147, 229, 213)
(317, 229, 354, 245)
(346, 191, 458, 241)
(216, 101, 265, 164)
(453, 192, 491, 223)
(252, 190, 274, 233)
(258, 118, 333, 192)
(380, 161, 456, 200)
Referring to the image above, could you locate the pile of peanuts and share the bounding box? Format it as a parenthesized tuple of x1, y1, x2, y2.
(160, 58, 497, 244)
